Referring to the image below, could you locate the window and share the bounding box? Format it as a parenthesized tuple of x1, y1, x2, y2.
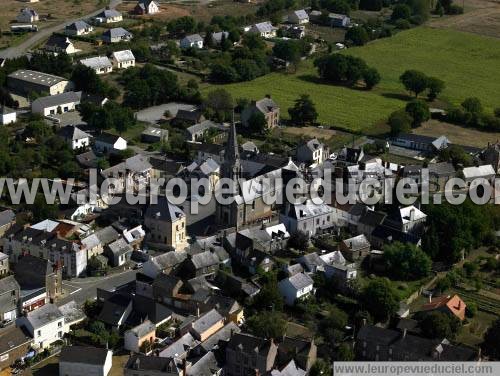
(58, 322, 62, 328)
(37, 330, 41, 337)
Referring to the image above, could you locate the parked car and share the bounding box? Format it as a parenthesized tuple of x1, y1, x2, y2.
(0, 319, 13, 328)
(133, 262, 143, 270)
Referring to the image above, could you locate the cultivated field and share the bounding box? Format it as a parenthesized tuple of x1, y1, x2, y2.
(429, 0, 500, 39)
(0, 0, 106, 49)
(414, 120, 500, 148)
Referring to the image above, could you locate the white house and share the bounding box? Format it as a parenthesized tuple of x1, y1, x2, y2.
(102, 28, 133, 43)
(58, 125, 92, 150)
(329, 13, 351, 28)
(59, 346, 113, 376)
(16, 303, 65, 349)
(93, 9, 123, 24)
(94, 133, 127, 154)
(32, 91, 82, 116)
(124, 320, 156, 353)
(180, 34, 204, 49)
(280, 199, 334, 237)
(135, 0, 160, 14)
(296, 138, 328, 166)
(80, 56, 113, 75)
(17, 8, 39, 23)
(111, 50, 135, 69)
(1, 106, 16, 125)
(278, 272, 314, 306)
(248, 22, 277, 38)
(65, 21, 94, 36)
(288, 9, 309, 24)
(44, 35, 77, 55)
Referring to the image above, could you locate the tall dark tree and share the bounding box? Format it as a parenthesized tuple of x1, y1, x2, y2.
(362, 278, 399, 322)
(400, 70, 429, 97)
(288, 94, 318, 126)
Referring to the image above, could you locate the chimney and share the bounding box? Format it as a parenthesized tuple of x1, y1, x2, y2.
(196, 304, 200, 318)
(402, 327, 407, 339)
(429, 293, 433, 303)
(409, 208, 415, 221)
(182, 358, 187, 376)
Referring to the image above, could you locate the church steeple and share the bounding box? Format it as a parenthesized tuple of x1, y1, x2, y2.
(222, 119, 242, 181)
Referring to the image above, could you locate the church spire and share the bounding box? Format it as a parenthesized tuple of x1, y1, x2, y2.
(225, 118, 239, 163)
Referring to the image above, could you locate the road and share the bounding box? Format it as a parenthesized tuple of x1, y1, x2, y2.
(57, 268, 138, 306)
(0, 0, 122, 60)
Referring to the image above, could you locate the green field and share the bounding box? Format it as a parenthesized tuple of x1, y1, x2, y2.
(203, 27, 500, 133)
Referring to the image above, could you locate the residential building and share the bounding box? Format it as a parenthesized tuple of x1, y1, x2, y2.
(356, 324, 478, 361)
(297, 252, 326, 274)
(142, 251, 187, 279)
(16, 303, 64, 349)
(180, 34, 204, 49)
(97, 294, 133, 329)
(1, 106, 16, 125)
(178, 158, 220, 193)
(65, 20, 94, 36)
(0, 209, 15, 237)
(93, 9, 123, 24)
(141, 127, 168, 144)
(111, 49, 135, 69)
(339, 234, 371, 262)
(225, 333, 278, 376)
(288, 9, 309, 24)
(390, 134, 450, 153)
(59, 300, 86, 332)
(480, 142, 500, 173)
(329, 13, 350, 27)
(58, 125, 92, 150)
(212, 31, 230, 45)
(271, 360, 306, 376)
(104, 238, 133, 267)
(135, 0, 160, 14)
(173, 108, 205, 125)
(384, 205, 427, 234)
(241, 97, 280, 129)
(0, 326, 32, 371)
(44, 34, 76, 55)
(124, 355, 181, 375)
(0, 252, 9, 276)
(462, 165, 496, 185)
(280, 199, 334, 237)
(277, 336, 317, 371)
(124, 320, 156, 353)
(0, 275, 20, 322)
(80, 56, 113, 75)
(296, 138, 329, 166)
(7, 69, 73, 96)
(144, 199, 188, 251)
(278, 272, 314, 306)
(94, 133, 127, 154)
(248, 21, 277, 38)
(185, 120, 226, 143)
(17, 8, 39, 23)
(81, 226, 120, 259)
(59, 346, 113, 376)
(32, 91, 82, 116)
(181, 250, 223, 278)
(100, 154, 152, 194)
(421, 294, 467, 321)
(188, 308, 225, 341)
(102, 28, 133, 43)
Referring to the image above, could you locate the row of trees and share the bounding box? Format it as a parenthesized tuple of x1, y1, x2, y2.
(400, 69, 445, 100)
(446, 97, 500, 131)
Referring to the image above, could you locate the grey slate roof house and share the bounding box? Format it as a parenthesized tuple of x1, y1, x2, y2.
(44, 34, 75, 54)
(102, 27, 133, 43)
(93, 9, 123, 24)
(80, 56, 113, 74)
(31, 91, 82, 116)
(65, 20, 94, 36)
(105, 238, 133, 267)
(0, 209, 16, 237)
(141, 126, 168, 143)
(180, 34, 204, 49)
(0, 275, 20, 322)
(59, 345, 113, 376)
(288, 9, 309, 24)
(241, 96, 280, 129)
(225, 333, 278, 376)
(124, 354, 182, 375)
(248, 21, 277, 38)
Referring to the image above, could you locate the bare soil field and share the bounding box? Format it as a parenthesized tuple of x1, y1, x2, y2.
(414, 119, 500, 148)
(0, 0, 105, 49)
(429, 0, 500, 38)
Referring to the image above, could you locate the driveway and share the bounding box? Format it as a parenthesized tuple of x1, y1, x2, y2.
(135, 102, 196, 124)
(0, 0, 122, 59)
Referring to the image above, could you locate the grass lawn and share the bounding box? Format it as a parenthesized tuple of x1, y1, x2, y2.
(346, 27, 500, 112)
(203, 27, 500, 134)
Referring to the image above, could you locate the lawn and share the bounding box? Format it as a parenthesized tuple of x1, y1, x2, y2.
(203, 27, 500, 134)
(346, 27, 500, 112)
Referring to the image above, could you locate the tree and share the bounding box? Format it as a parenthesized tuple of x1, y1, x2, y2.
(310, 359, 332, 376)
(427, 77, 445, 101)
(246, 311, 287, 338)
(314, 54, 374, 87)
(391, 4, 412, 21)
(359, 0, 383, 11)
(288, 94, 318, 126)
(419, 311, 461, 339)
(336, 343, 355, 361)
(362, 278, 399, 322)
(461, 97, 483, 114)
(482, 318, 500, 359)
(383, 242, 432, 280)
(273, 40, 302, 70)
(405, 100, 430, 127)
(248, 111, 267, 135)
(203, 88, 234, 122)
(400, 70, 429, 97)
(287, 230, 310, 252)
(363, 67, 381, 90)
(210, 63, 239, 83)
(438, 144, 473, 167)
(388, 110, 412, 135)
(345, 26, 370, 46)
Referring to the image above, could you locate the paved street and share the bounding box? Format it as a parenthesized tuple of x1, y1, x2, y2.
(0, 0, 122, 59)
(57, 268, 138, 306)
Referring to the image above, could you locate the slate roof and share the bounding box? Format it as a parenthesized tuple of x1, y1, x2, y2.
(191, 309, 223, 336)
(32, 91, 82, 109)
(97, 294, 132, 325)
(108, 238, 133, 257)
(95, 132, 123, 145)
(80, 56, 112, 69)
(58, 125, 91, 141)
(342, 234, 370, 251)
(25, 303, 63, 328)
(0, 275, 20, 294)
(96, 9, 122, 18)
(0, 209, 15, 227)
(125, 354, 180, 372)
(66, 20, 91, 32)
(145, 198, 185, 221)
(183, 34, 203, 43)
(95, 226, 121, 245)
(227, 332, 275, 355)
(159, 332, 199, 358)
(112, 49, 135, 62)
(190, 250, 221, 270)
(60, 346, 109, 365)
(283, 272, 313, 290)
(76, 150, 98, 168)
(142, 126, 168, 139)
(462, 165, 495, 179)
(255, 97, 279, 114)
(186, 120, 224, 136)
(199, 321, 240, 352)
(129, 319, 155, 337)
(103, 27, 132, 39)
(58, 300, 86, 324)
(212, 31, 229, 43)
(358, 210, 386, 227)
(150, 251, 187, 270)
(45, 35, 73, 50)
(187, 351, 221, 376)
(251, 21, 276, 33)
(0, 326, 32, 357)
(292, 9, 308, 20)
